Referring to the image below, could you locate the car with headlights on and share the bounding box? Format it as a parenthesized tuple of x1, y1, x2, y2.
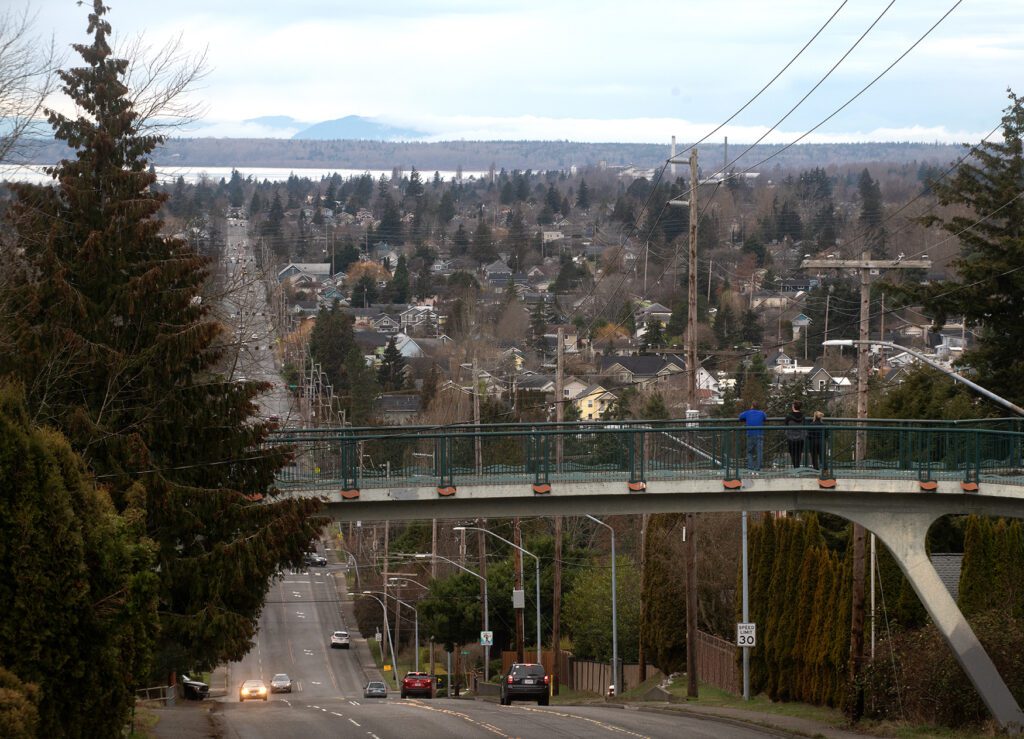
(239, 679, 268, 702)
(270, 673, 292, 693)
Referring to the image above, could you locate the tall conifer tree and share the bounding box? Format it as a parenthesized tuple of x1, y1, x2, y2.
(2, 1, 322, 677)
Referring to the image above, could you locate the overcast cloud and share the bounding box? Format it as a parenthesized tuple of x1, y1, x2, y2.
(28, 0, 1024, 143)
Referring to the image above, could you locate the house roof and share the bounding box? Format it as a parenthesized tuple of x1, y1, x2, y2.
(599, 354, 685, 377)
(353, 330, 391, 349)
(373, 394, 422, 414)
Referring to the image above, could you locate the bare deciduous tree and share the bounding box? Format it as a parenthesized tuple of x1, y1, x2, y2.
(0, 6, 59, 165)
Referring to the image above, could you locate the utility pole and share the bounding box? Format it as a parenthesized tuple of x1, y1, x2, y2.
(802, 250, 930, 720)
(513, 518, 525, 662)
(472, 355, 482, 474)
(684, 149, 700, 699)
(686, 149, 699, 414)
(638, 513, 648, 682)
(553, 327, 564, 692)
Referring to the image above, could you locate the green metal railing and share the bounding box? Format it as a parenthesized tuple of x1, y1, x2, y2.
(268, 420, 1024, 492)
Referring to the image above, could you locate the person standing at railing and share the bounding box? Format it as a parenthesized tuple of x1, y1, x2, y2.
(738, 400, 767, 472)
(784, 401, 807, 468)
(808, 410, 825, 470)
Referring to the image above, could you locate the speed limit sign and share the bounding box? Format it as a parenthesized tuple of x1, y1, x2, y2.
(737, 622, 756, 648)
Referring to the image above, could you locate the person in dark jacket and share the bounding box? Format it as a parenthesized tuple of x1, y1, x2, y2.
(784, 401, 806, 468)
(808, 410, 825, 469)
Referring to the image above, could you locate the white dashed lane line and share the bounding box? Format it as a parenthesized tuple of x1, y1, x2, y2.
(349, 718, 361, 727)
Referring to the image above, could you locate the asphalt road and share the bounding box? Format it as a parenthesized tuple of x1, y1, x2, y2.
(215, 214, 779, 738)
(216, 554, 779, 739)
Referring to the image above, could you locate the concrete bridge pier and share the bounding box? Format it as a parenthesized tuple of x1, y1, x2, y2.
(847, 509, 1024, 734)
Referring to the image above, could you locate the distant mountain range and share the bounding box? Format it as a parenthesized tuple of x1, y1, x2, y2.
(242, 114, 425, 141)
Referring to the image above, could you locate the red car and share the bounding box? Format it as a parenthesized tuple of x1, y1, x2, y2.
(401, 671, 434, 699)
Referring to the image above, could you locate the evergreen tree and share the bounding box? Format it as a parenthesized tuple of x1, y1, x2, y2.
(405, 166, 424, 198)
(309, 303, 355, 390)
(378, 193, 404, 245)
(451, 222, 470, 255)
(0, 381, 157, 736)
(545, 183, 561, 214)
(640, 513, 688, 675)
(901, 91, 1024, 406)
(576, 178, 591, 210)
(471, 220, 495, 263)
(438, 189, 456, 224)
(857, 168, 887, 256)
(387, 254, 410, 303)
(2, 2, 323, 681)
(351, 273, 378, 307)
(377, 337, 407, 390)
(344, 346, 378, 424)
(641, 318, 664, 352)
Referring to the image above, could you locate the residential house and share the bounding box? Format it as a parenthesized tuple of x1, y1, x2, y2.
(483, 259, 513, 284)
(400, 306, 440, 334)
(599, 354, 686, 386)
(277, 263, 332, 283)
(373, 394, 422, 425)
(573, 384, 618, 420)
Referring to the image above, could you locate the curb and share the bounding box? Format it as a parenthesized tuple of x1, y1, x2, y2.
(633, 704, 798, 738)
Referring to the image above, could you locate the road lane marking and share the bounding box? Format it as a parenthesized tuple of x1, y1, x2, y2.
(349, 719, 361, 727)
(331, 712, 344, 717)
(349, 700, 360, 706)
(400, 700, 510, 737)
(517, 705, 650, 738)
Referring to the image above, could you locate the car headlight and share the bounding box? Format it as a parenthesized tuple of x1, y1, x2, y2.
(259, 687, 267, 694)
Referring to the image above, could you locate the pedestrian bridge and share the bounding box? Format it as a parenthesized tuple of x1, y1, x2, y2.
(268, 418, 1024, 733)
(269, 418, 1024, 518)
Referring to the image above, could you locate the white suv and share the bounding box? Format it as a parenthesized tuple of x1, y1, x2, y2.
(330, 630, 350, 649)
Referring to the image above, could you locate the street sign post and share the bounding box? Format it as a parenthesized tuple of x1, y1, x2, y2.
(737, 622, 756, 648)
(480, 630, 494, 646)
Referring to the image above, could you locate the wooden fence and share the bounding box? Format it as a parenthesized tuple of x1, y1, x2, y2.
(696, 630, 740, 694)
(566, 630, 739, 696)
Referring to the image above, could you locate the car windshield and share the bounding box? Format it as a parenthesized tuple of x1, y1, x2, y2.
(272, 674, 288, 681)
(243, 680, 263, 687)
(511, 664, 545, 677)
(368, 682, 385, 689)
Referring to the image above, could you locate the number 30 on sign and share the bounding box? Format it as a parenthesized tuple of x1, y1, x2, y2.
(737, 622, 756, 647)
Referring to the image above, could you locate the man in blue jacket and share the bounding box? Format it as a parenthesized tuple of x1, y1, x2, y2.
(738, 400, 768, 472)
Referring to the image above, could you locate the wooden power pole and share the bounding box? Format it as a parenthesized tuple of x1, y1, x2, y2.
(684, 149, 700, 699)
(801, 250, 930, 719)
(552, 327, 564, 692)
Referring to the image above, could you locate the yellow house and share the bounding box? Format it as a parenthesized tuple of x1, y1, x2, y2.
(573, 383, 618, 420)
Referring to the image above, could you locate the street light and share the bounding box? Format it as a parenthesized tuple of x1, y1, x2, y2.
(822, 339, 1024, 416)
(584, 515, 619, 696)
(454, 526, 542, 664)
(367, 590, 420, 673)
(357, 591, 400, 687)
(414, 553, 491, 682)
(388, 576, 429, 592)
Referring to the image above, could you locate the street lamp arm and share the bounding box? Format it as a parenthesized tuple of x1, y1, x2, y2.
(454, 526, 538, 565)
(823, 339, 1024, 417)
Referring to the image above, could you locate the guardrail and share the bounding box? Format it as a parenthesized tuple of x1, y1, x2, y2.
(268, 420, 1024, 492)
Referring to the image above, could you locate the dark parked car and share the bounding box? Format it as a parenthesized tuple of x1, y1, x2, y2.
(181, 674, 209, 701)
(500, 663, 549, 706)
(364, 680, 388, 698)
(304, 552, 327, 567)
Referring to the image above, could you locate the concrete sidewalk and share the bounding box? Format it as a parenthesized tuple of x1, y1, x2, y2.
(145, 700, 221, 738)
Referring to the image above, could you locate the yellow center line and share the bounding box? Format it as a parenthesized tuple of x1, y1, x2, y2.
(517, 705, 650, 738)
(399, 700, 511, 737)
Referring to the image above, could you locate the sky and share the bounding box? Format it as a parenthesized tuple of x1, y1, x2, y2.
(26, 0, 1024, 144)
